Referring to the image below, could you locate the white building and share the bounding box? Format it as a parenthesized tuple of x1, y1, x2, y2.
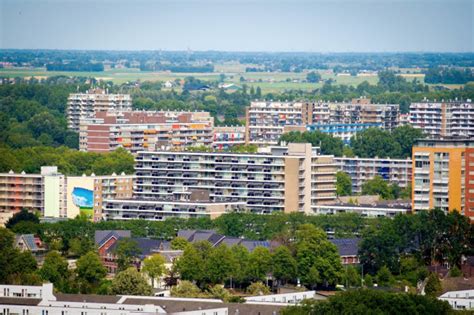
(438, 289, 474, 310)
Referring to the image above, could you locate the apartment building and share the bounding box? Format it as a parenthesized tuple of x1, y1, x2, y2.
(212, 125, 246, 150)
(335, 156, 412, 194)
(246, 99, 399, 146)
(412, 138, 474, 221)
(0, 166, 133, 225)
(0, 166, 65, 226)
(410, 100, 474, 138)
(131, 143, 336, 214)
(67, 88, 132, 131)
(79, 110, 214, 153)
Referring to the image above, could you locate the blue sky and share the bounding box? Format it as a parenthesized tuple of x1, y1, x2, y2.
(1, 0, 473, 52)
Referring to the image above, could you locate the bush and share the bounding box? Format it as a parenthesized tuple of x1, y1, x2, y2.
(246, 282, 271, 296)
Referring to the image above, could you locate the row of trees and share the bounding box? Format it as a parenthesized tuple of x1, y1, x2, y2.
(0, 146, 134, 176)
(424, 67, 474, 84)
(175, 224, 343, 289)
(280, 125, 424, 159)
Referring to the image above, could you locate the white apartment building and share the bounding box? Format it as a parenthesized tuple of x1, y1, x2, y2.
(246, 99, 399, 146)
(335, 157, 412, 194)
(410, 100, 474, 138)
(67, 88, 132, 132)
(131, 143, 337, 214)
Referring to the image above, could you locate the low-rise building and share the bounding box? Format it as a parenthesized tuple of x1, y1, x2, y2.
(313, 200, 411, 218)
(438, 290, 474, 310)
(335, 156, 412, 194)
(329, 238, 360, 265)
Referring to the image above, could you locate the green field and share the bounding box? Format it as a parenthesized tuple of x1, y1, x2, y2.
(0, 66, 440, 93)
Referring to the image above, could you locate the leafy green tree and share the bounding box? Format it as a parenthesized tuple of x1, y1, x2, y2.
(306, 72, 322, 83)
(142, 254, 166, 288)
(246, 246, 272, 282)
(205, 244, 237, 284)
(171, 236, 189, 250)
(425, 273, 442, 297)
(39, 251, 70, 291)
(170, 280, 202, 298)
(361, 176, 393, 199)
(342, 266, 361, 288)
(115, 238, 141, 272)
(392, 125, 425, 158)
(376, 265, 395, 287)
(295, 224, 343, 288)
(272, 246, 297, 284)
(351, 128, 402, 158)
(110, 267, 153, 296)
(230, 244, 250, 286)
(246, 281, 271, 295)
(281, 289, 453, 315)
(5, 209, 39, 229)
(76, 251, 107, 293)
(280, 131, 344, 156)
(176, 243, 206, 284)
(336, 171, 352, 196)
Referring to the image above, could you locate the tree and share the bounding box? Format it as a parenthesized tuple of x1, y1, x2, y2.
(306, 72, 322, 83)
(342, 266, 360, 288)
(115, 238, 141, 271)
(142, 254, 166, 288)
(425, 273, 442, 297)
(295, 224, 343, 288)
(351, 128, 402, 158)
(361, 176, 393, 199)
(281, 289, 453, 315)
(336, 171, 352, 196)
(246, 246, 272, 282)
(39, 251, 70, 291)
(76, 251, 107, 293)
(272, 246, 297, 285)
(110, 267, 153, 296)
(171, 236, 189, 250)
(280, 131, 344, 157)
(175, 243, 206, 284)
(205, 244, 237, 285)
(5, 208, 39, 229)
(246, 281, 271, 295)
(170, 280, 202, 298)
(376, 265, 394, 287)
(392, 125, 424, 158)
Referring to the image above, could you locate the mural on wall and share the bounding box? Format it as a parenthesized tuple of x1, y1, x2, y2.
(72, 187, 94, 219)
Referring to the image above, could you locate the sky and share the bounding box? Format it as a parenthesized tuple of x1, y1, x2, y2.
(1, 0, 473, 52)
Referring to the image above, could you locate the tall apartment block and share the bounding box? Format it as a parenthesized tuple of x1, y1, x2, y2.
(67, 88, 132, 132)
(79, 111, 214, 153)
(246, 99, 399, 145)
(412, 138, 474, 221)
(0, 167, 65, 226)
(335, 157, 412, 194)
(0, 166, 133, 225)
(130, 143, 336, 214)
(410, 100, 474, 138)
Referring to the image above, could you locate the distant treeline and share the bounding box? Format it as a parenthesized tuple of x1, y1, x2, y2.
(140, 62, 214, 73)
(46, 62, 104, 72)
(424, 67, 474, 84)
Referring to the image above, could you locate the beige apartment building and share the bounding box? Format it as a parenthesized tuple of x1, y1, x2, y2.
(131, 143, 336, 214)
(79, 110, 214, 154)
(67, 88, 132, 132)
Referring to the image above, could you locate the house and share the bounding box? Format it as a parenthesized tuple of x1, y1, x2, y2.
(95, 230, 171, 274)
(329, 238, 360, 265)
(438, 290, 474, 310)
(177, 229, 270, 252)
(14, 234, 46, 255)
(163, 80, 174, 88)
